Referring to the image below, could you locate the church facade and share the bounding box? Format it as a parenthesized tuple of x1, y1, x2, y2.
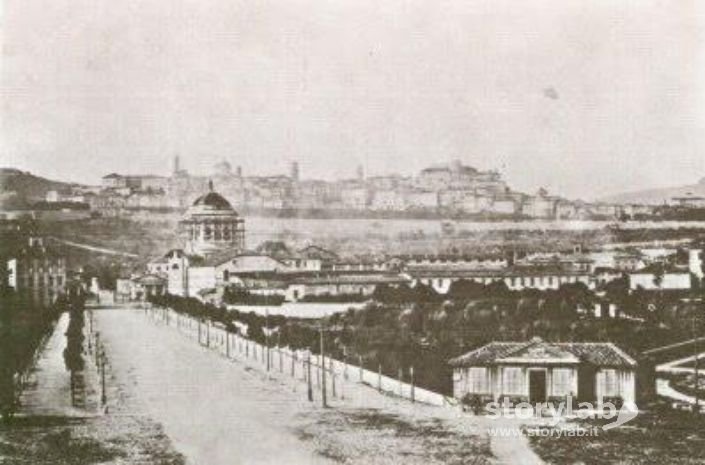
(146, 183, 246, 297)
(179, 181, 245, 257)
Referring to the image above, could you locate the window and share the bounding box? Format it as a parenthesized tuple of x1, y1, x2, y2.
(502, 367, 524, 395)
(468, 367, 489, 393)
(601, 369, 619, 397)
(552, 368, 572, 396)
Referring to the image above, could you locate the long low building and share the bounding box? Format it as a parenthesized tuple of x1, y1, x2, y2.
(285, 274, 409, 302)
(405, 267, 595, 294)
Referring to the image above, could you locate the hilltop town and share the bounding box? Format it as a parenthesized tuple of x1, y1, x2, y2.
(32, 159, 657, 220)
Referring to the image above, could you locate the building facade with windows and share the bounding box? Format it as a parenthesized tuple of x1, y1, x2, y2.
(449, 338, 637, 405)
(179, 182, 245, 258)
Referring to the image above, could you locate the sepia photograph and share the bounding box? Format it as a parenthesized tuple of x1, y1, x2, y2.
(2, 1, 705, 464)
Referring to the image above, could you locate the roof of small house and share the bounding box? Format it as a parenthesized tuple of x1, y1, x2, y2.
(296, 245, 339, 261)
(448, 338, 637, 368)
(134, 274, 167, 285)
(205, 250, 290, 268)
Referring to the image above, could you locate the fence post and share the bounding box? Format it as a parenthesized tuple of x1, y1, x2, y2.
(316, 355, 320, 388)
(330, 357, 336, 399)
(410, 366, 415, 403)
(359, 355, 363, 382)
(226, 331, 230, 358)
(378, 364, 382, 392)
(291, 351, 296, 378)
(398, 368, 403, 397)
(307, 351, 313, 402)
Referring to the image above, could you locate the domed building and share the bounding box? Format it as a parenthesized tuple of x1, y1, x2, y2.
(180, 181, 245, 257)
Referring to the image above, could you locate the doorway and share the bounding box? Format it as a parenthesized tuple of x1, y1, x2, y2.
(529, 370, 547, 403)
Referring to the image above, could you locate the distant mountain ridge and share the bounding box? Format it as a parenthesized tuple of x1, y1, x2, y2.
(0, 168, 78, 209)
(600, 177, 705, 205)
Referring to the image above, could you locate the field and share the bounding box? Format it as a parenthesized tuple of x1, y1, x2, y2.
(44, 213, 705, 265)
(528, 401, 705, 465)
(0, 415, 185, 465)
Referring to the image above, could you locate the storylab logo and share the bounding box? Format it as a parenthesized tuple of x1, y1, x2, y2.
(485, 396, 638, 430)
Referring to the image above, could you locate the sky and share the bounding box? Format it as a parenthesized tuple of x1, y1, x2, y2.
(2, 0, 705, 200)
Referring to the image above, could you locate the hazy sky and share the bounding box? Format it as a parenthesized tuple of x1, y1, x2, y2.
(2, 0, 705, 199)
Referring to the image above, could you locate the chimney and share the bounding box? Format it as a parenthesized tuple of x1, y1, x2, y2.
(236, 166, 242, 178)
(290, 161, 299, 181)
(173, 155, 180, 174)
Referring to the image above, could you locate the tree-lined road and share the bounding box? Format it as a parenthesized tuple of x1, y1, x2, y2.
(94, 308, 331, 465)
(93, 307, 503, 465)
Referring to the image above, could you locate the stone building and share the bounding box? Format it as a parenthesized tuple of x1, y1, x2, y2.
(2, 218, 67, 308)
(180, 181, 245, 258)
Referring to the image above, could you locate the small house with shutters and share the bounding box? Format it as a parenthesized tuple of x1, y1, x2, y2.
(449, 338, 637, 405)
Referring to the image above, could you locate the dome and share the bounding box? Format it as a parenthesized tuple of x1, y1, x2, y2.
(192, 192, 233, 210)
(184, 183, 240, 219)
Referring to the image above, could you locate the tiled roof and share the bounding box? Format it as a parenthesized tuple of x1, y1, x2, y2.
(135, 274, 167, 285)
(449, 339, 637, 368)
(407, 267, 590, 278)
(293, 274, 409, 286)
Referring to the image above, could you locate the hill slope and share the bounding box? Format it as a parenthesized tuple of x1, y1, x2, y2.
(601, 177, 705, 205)
(0, 168, 77, 208)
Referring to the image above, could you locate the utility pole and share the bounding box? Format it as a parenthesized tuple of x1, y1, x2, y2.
(320, 323, 327, 408)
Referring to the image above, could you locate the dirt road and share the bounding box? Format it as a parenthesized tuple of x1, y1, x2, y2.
(94, 308, 497, 465)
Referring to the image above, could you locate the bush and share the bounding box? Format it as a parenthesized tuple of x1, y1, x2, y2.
(461, 393, 493, 414)
(222, 288, 285, 306)
(299, 293, 368, 303)
(602, 396, 624, 410)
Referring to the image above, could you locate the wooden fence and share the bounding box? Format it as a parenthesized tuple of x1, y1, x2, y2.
(144, 305, 458, 408)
